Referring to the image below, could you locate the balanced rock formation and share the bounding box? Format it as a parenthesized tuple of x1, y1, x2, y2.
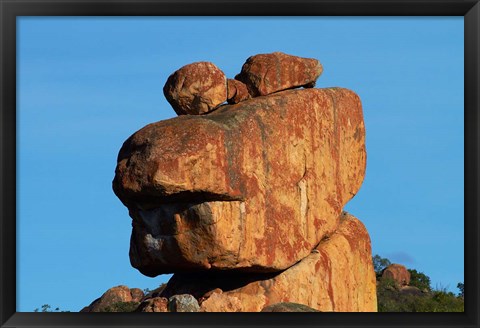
(158, 213, 377, 312)
(112, 53, 376, 312)
(163, 62, 227, 115)
(113, 87, 366, 275)
(382, 264, 411, 286)
(81, 286, 144, 312)
(235, 52, 323, 96)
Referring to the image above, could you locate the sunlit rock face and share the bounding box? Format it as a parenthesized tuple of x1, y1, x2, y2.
(163, 61, 227, 115)
(235, 52, 323, 96)
(113, 87, 366, 275)
(161, 213, 378, 312)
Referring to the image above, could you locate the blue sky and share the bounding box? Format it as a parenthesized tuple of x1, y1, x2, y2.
(17, 17, 464, 312)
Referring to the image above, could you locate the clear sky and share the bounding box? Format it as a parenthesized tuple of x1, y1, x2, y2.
(17, 17, 464, 312)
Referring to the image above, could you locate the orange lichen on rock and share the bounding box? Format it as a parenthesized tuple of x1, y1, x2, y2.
(235, 52, 323, 96)
(113, 87, 366, 275)
(158, 213, 377, 312)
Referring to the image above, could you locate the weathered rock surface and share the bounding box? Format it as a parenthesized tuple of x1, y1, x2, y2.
(382, 264, 411, 286)
(163, 62, 227, 115)
(235, 52, 323, 97)
(80, 285, 144, 312)
(261, 302, 320, 312)
(113, 87, 366, 276)
(130, 288, 144, 302)
(199, 291, 243, 312)
(136, 297, 169, 312)
(168, 294, 200, 312)
(159, 213, 377, 312)
(227, 79, 250, 104)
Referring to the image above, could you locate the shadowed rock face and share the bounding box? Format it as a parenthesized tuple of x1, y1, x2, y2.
(113, 87, 366, 276)
(227, 79, 250, 104)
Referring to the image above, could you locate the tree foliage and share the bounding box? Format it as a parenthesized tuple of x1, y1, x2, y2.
(408, 269, 431, 291)
(374, 254, 463, 312)
(377, 286, 464, 312)
(33, 304, 68, 312)
(100, 301, 140, 312)
(372, 254, 391, 275)
(457, 282, 464, 298)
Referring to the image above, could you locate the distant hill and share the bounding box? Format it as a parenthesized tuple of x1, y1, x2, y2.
(374, 256, 464, 312)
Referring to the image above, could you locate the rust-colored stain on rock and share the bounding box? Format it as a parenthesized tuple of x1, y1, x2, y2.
(159, 213, 377, 312)
(163, 62, 227, 115)
(113, 88, 366, 275)
(235, 52, 323, 97)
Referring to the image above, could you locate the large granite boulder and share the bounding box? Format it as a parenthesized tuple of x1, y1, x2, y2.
(113, 87, 366, 276)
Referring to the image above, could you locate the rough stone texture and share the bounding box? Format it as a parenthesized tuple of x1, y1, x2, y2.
(235, 52, 323, 97)
(113, 87, 366, 276)
(382, 264, 411, 286)
(130, 288, 144, 302)
(199, 291, 243, 312)
(80, 285, 142, 312)
(261, 302, 320, 312)
(168, 294, 200, 312)
(163, 62, 227, 115)
(159, 213, 377, 312)
(146, 284, 168, 300)
(198, 288, 223, 305)
(136, 297, 169, 312)
(227, 79, 250, 104)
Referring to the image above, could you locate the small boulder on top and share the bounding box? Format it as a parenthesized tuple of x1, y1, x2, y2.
(235, 52, 323, 97)
(227, 79, 250, 104)
(163, 62, 227, 115)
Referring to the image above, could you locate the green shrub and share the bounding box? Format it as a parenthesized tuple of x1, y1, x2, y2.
(372, 255, 391, 276)
(457, 282, 464, 298)
(100, 301, 140, 312)
(33, 304, 69, 312)
(377, 281, 464, 312)
(408, 269, 431, 292)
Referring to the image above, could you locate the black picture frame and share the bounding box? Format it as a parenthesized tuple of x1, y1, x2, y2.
(1, 1, 478, 327)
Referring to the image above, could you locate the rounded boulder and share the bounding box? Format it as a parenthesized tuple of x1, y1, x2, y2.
(163, 62, 227, 115)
